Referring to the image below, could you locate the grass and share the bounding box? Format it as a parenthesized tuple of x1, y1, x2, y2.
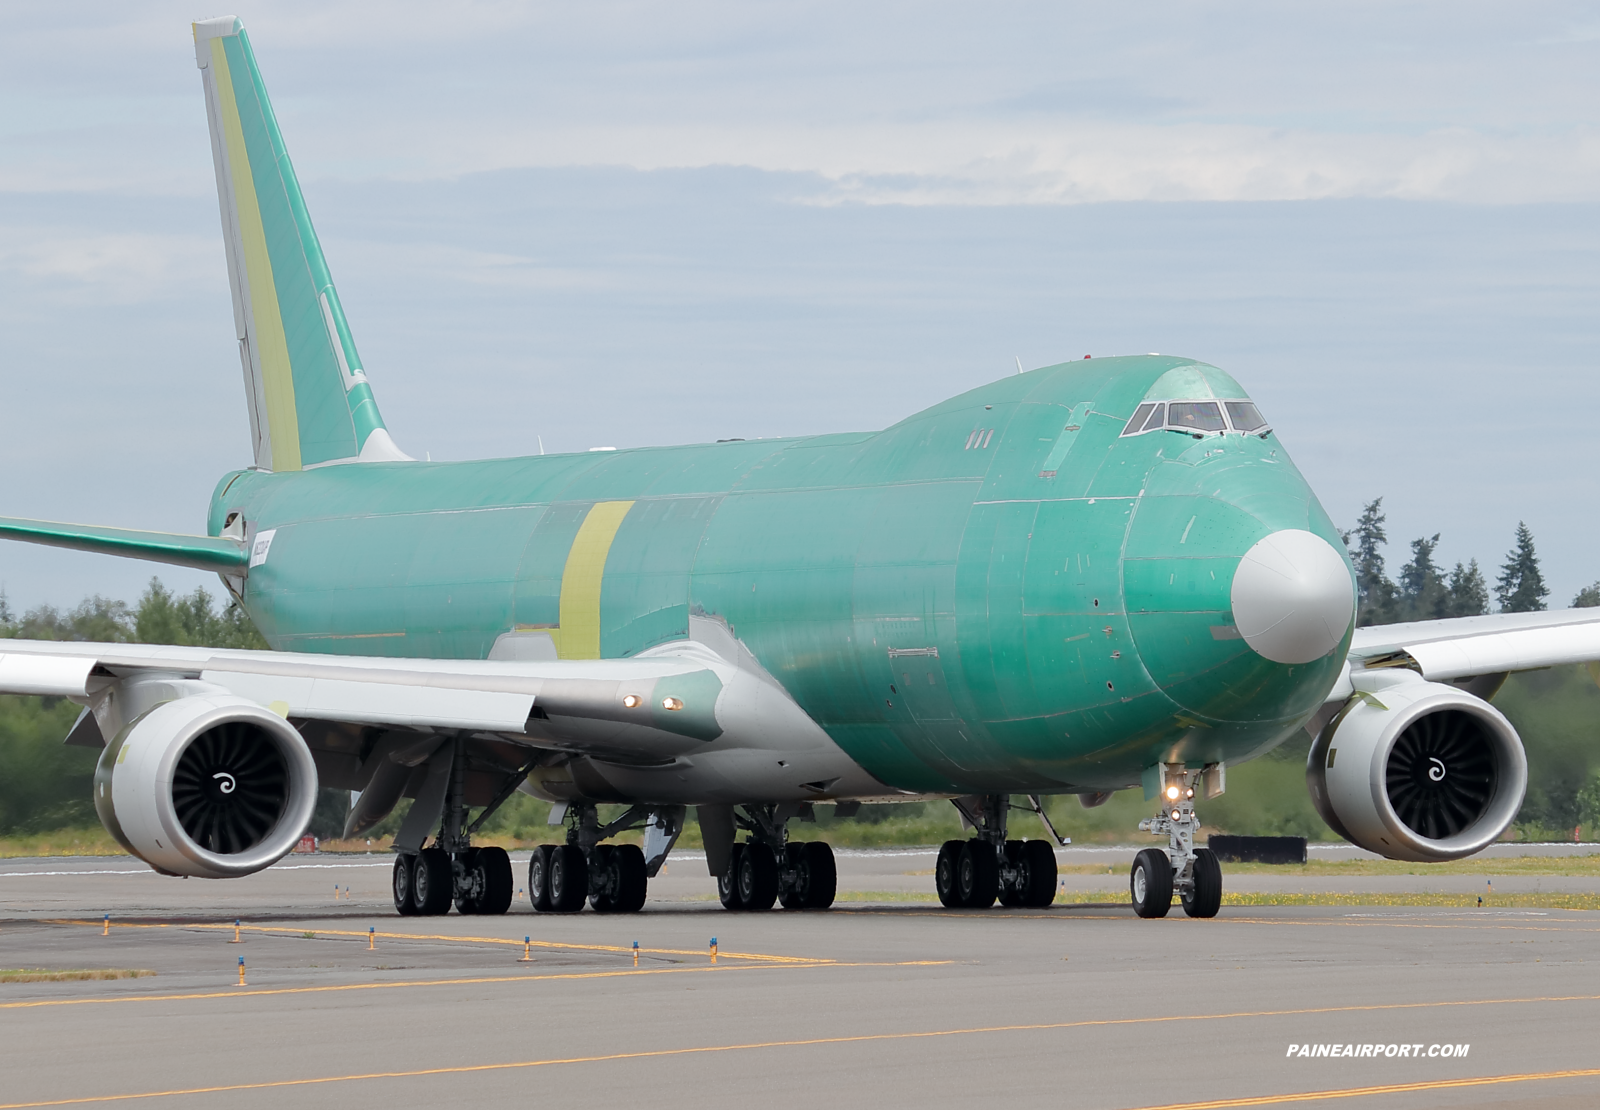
(0, 828, 126, 858)
(0, 969, 154, 983)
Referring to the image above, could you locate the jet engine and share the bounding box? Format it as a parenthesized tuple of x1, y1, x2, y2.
(94, 693, 318, 878)
(1306, 675, 1526, 863)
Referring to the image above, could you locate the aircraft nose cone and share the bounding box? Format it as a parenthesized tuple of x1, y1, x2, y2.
(1230, 529, 1354, 665)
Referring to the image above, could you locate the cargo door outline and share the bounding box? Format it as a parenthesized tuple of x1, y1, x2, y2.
(889, 649, 981, 775)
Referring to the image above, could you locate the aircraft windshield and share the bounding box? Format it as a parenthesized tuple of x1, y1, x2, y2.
(1225, 401, 1267, 432)
(1167, 402, 1225, 432)
(1120, 398, 1271, 437)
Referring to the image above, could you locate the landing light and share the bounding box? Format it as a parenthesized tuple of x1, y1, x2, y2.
(622, 694, 642, 709)
(1165, 785, 1180, 801)
(1186, 788, 1194, 799)
(662, 697, 684, 711)
(1171, 809, 1182, 821)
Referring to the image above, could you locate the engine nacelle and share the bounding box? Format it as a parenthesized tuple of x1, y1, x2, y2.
(94, 693, 318, 878)
(1307, 675, 1526, 862)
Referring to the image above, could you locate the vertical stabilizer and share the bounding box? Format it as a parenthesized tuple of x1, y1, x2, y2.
(193, 17, 408, 471)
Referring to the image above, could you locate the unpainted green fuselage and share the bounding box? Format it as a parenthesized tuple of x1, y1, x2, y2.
(209, 355, 1353, 796)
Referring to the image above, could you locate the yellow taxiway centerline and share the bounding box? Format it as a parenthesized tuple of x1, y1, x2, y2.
(44, 918, 820, 963)
(0, 960, 956, 1010)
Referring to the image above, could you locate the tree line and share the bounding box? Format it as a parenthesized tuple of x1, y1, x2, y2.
(1346, 498, 1599, 627)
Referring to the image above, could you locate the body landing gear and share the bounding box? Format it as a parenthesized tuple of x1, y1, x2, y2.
(934, 795, 1061, 909)
(1132, 763, 1223, 919)
(713, 805, 836, 911)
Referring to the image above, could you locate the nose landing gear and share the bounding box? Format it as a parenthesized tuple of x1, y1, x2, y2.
(1133, 765, 1223, 919)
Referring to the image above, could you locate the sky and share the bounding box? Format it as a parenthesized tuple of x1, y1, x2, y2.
(1, 2, 1597, 611)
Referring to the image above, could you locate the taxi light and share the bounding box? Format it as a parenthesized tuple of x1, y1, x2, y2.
(1165, 785, 1180, 801)
(1171, 809, 1182, 821)
(622, 694, 642, 709)
(662, 697, 683, 711)
(1185, 788, 1195, 799)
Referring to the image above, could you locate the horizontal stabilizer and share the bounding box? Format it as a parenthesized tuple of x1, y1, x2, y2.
(0, 516, 247, 573)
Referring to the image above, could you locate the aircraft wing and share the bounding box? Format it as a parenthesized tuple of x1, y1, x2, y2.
(0, 637, 731, 757)
(1346, 608, 1600, 683)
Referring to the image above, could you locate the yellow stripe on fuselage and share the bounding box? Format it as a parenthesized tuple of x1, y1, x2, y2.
(550, 501, 635, 660)
(210, 37, 301, 473)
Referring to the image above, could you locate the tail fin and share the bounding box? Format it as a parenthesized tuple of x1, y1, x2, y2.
(193, 17, 407, 471)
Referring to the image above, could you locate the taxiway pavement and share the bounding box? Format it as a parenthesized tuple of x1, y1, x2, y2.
(2, 849, 1598, 1109)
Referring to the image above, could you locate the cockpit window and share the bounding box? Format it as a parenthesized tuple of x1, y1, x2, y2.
(1167, 401, 1225, 432)
(1122, 403, 1156, 437)
(1121, 397, 1269, 437)
(1225, 401, 1267, 432)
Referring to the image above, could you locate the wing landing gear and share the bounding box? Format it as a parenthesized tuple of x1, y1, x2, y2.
(525, 803, 682, 914)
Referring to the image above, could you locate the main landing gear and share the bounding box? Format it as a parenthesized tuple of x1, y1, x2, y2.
(527, 803, 685, 914)
(933, 795, 1063, 909)
(710, 804, 837, 911)
(1130, 764, 1222, 919)
(390, 738, 525, 917)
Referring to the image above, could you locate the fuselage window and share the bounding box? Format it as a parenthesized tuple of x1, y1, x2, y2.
(1122, 403, 1157, 436)
(1141, 403, 1166, 432)
(1167, 401, 1226, 432)
(1225, 401, 1267, 432)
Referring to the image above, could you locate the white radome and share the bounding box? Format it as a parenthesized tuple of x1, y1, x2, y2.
(1231, 530, 1355, 665)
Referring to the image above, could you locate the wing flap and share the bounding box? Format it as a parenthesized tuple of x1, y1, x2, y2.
(203, 669, 535, 732)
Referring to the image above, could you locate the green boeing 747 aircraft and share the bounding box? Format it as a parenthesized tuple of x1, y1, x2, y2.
(3, 18, 1598, 920)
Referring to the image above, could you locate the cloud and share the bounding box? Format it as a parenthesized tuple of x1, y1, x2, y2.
(0, 226, 217, 303)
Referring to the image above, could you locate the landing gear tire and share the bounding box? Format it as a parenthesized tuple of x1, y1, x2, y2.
(528, 845, 555, 912)
(547, 844, 589, 912)
(957, 839, 999, 909)
(802, 841, 836, 908)
(1181, 848, 1222, 919)
(1023, 839, 1057, 907)
(998, 841, 1027, 907)
(935, 839, 964, 907)
(780, 842, 837, 909)
(588, 845, 618, 912)
(612, 843, 648, 912)
(719, 844, 747, 910)
(392, 855, 419, 916)
(412, 847, 454, 916)
(1130, 847, 1173, 919)
(454, 847, 514, 915)
(737, 842, 779, 911)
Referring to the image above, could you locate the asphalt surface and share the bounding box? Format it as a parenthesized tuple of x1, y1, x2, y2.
(3, 848, 1599, 1109)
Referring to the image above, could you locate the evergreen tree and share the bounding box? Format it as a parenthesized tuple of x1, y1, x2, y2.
(1397, 534, 1449, 622)
(134, 579, 268, 650)
(1446, 559, 1490, 617)
(1495, 522, 1550, 613)
(1344, 498, 1397, 626)
(1574, 582, 1600, 608)
(0, 585, 12, 628)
